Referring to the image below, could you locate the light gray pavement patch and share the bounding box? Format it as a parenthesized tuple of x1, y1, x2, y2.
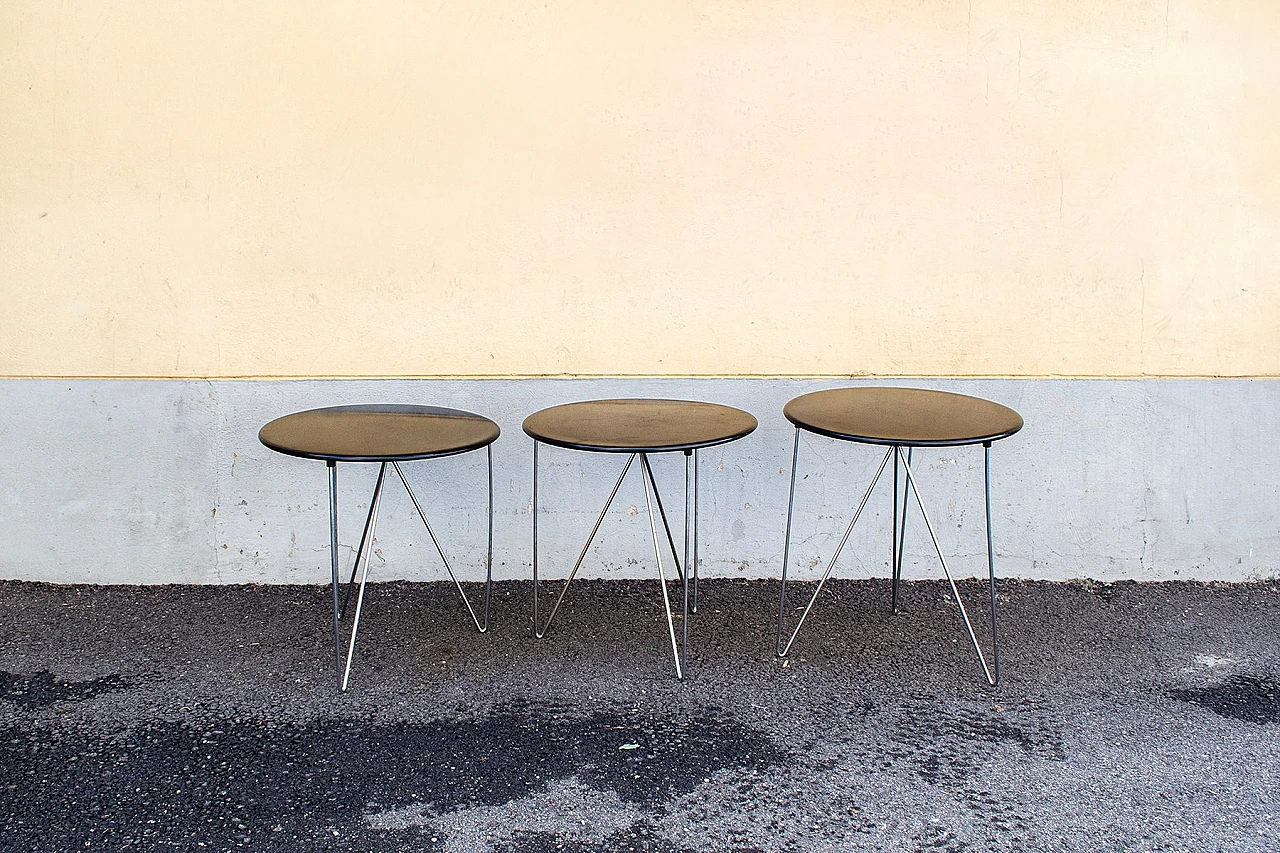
(0, 578, 1278, 852)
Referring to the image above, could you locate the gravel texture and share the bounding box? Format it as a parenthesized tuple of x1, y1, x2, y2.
(1, 578, 1278, 852)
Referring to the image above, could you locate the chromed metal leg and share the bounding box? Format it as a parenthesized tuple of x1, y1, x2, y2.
(532, 440, 540, 635)
(682, 450, 693, 661)
(329, 461, 387, 687)
(339, 461, 389, 692)
(891, 446, 912, 614)
(892, 448, 898, 611)
(984, 442, 1000, 685)
(532, 449, 637, 639)
(328, 462, 341, 677)
(691, 448, 700, 613)
(776, 429, 802, 657)
(324, 447, 493, 692)
(777, 445, 894, 658)
(641, 453, 685, 680)
(485, 444, 494, 631)
(640, 454, 684, 580)
(391, 457, 492, 633)
(900, 451, 998, 686)
(340, 461, 386, 618)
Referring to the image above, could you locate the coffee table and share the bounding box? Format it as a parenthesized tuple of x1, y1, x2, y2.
(775, 387, 1023, 685)
(523, 399, 757, 679)
(259, 404, 500, 691)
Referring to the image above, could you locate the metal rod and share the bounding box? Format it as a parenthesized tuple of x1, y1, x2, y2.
(893, 446, 913, 613)
(483, 443, 494, 633)
(641, 454, 684, 580)
(392, 460, 489, 633)
(777, 445, 893, 658)
(775, 429, 802, 657)
(984, 442, 1000, 686)
(682, 449, 693, 665)
(340, 465, 386, 619)
(328, 461, 341, 680)
(900, 452, 996, 686)
(641, 453, 684, 680)
(891, 447, 899, 612)
(534, 452, 637, 639)
(340, 461, 388, 692)
(692, 448, 700, 613)
(531, 440, 539, 637)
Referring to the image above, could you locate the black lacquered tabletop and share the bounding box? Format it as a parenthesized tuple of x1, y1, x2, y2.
(259, 404, 500, 462)
(784, 387, 1022, 447)
(523, 399, 757, 453)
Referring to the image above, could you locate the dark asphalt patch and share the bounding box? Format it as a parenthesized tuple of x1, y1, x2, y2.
(0, 669, 141, 709)
(1169, 674, 1280, 725)
(0, 701, 780, 852)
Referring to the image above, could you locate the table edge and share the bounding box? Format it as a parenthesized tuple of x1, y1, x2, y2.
(783, 415, 1023, 447)
(258, 430, 500, 463)
(521, 423, 757, 454)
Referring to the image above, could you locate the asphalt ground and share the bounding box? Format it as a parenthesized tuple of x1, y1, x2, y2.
(1, 578, 1278, 852)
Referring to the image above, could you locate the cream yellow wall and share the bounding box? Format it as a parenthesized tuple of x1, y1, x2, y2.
(1, 1, 1276, 378)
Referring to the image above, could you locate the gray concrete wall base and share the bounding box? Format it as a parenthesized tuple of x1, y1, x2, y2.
(0, 378, 1275, 584)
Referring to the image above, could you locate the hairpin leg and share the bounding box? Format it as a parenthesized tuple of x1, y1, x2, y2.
(642, 453, 685, 680)
(532, 447, 637, 639)
(337, 461, 389, 692)
(777, 443, 893, 658)
(901, 451, 999, 686)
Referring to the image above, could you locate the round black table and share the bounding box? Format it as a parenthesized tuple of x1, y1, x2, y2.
(523, 399, 758, 680)
(776, 387, 1023, 686)
(260, 404, 500, 692)
(783, 387, 1023, 447)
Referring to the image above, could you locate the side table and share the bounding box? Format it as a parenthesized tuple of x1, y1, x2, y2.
(775, 387, 1023, 685)
(523, 399, 757, 679)
(259, 404, 500, 691)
